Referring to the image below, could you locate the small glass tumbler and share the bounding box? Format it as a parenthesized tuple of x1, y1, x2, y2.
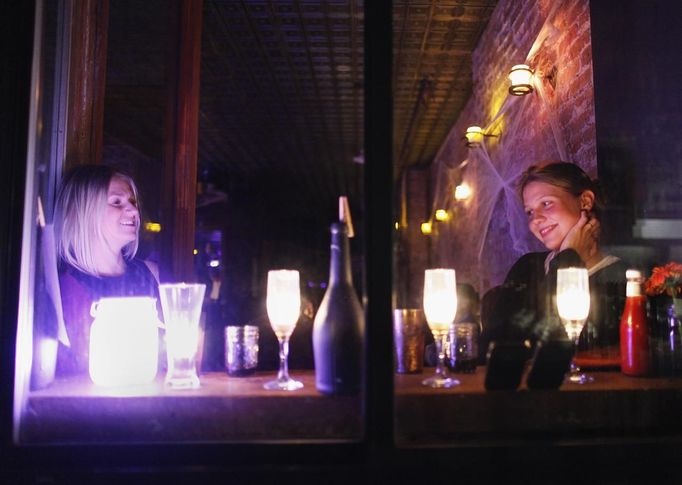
(225, 325, 259, 376)
(448, 322, 479, 373)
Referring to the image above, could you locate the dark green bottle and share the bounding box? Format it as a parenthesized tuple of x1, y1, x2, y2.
(313, 222, 364, 395)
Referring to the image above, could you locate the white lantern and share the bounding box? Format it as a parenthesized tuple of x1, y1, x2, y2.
(89, 297, 160, 387)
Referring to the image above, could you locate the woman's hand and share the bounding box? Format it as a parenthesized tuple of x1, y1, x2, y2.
(559, 210, 601, 266)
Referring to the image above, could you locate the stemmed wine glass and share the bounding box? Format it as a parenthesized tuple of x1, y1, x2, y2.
(264, 269, 304, 391)
(556, 267, 593, 384)
(422, 268, 460, 388)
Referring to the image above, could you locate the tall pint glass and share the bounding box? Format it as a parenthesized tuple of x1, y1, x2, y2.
(159, 283, 206, 389)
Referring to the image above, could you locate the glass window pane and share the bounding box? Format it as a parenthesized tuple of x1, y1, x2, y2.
(15, 0, 365, 445)
(393, 0, 682, 446)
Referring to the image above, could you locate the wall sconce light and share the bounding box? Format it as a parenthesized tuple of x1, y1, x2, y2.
(464, 126, 484, 147)
(464, 126, 498, 148)
(144, 222, 162, 233)
(454, 183, 472, 201)
(421, 222, 433, 235)
(435, 209, 450, 222)
(508, 64, 534, 96)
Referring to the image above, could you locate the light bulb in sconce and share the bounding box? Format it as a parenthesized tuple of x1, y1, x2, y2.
(454, 183, 472, 201)
(435, 209, 449, 222)
(508, 64, 534, 96)
(421, 221, 433, 235)
(464, 126, 484, 147)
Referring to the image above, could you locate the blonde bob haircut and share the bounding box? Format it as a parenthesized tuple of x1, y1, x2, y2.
(54, 165, 140, 277)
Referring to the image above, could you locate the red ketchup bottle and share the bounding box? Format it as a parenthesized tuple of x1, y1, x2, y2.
(620, 269, 650, 376)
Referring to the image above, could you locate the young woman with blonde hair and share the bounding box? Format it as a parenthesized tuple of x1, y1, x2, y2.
(54, 164, 159, 375)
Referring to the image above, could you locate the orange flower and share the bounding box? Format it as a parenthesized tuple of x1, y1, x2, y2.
(644, 262, 682, 297)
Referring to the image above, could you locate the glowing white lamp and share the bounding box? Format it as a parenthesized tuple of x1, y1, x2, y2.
(509, 64, 533, 96)
(89, 297, 160, 387)
(464, 126, 484, 147)
(508, 64, 534, 96)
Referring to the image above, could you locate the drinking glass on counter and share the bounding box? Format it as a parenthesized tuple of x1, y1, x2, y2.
(393, 309, 426, 374)
(422, 268, 460, 388)
(264, 270, 303, 391)
(225, 325, 259, 376)
(556, 267, 593, 384)
(159, 283, 206, 389)
(448, 322, 479, 373)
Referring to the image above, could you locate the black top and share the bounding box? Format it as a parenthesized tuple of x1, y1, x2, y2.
(479, 249, 627, 363)
(57, 258, 159, 375)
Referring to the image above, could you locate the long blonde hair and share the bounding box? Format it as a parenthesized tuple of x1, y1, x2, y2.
(54, 165, 140, 276)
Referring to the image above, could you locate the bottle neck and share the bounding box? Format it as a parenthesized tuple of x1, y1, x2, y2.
(329, 222, 352, 285)
(626, 281, 642, 297)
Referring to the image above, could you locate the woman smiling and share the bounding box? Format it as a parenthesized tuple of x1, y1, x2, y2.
(480, 161, 627, 365)
(54, 165, 160, 375)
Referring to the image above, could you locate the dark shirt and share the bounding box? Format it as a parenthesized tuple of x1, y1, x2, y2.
(57, 258, 159, 376)
(480, 249, 627, 363)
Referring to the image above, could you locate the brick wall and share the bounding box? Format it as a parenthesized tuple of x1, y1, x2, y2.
(425, 0, 597, 297)
(395, 166, 431, 308)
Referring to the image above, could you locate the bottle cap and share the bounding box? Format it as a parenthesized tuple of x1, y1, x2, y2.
(626, 269, 642, 280)
(338, 195, 354, 238)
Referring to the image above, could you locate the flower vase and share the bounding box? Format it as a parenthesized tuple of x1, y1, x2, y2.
(648, 296, 682, 377)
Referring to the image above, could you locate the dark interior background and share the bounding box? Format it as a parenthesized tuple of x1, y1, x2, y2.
(102, 0, 497, 319)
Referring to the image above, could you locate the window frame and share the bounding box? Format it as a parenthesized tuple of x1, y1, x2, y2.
(3, 0, 682, 481)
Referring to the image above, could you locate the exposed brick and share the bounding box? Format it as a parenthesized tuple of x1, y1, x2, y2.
(416, 0, 598, 297)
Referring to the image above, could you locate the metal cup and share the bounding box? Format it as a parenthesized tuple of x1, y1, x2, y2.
(225, 325, 259, 376)
(393, 309, 426, 374)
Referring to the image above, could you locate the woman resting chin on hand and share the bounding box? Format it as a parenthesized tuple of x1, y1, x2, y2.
(479, 161, 627, 364)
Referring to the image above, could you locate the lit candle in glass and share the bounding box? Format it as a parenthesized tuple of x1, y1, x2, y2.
(422, 268, 460, 388)
(556, 267, 593, 384)
(264, 269, 303, 391)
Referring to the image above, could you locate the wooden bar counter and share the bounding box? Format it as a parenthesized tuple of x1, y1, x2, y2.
(23, 369, 682, 445)
(23, 371, 363, 444)
(395, 368, 682, 446)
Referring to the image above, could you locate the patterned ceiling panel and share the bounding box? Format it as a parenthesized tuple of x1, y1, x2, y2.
(200, 0, 365, 217)
(105, 0, 496, 223)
